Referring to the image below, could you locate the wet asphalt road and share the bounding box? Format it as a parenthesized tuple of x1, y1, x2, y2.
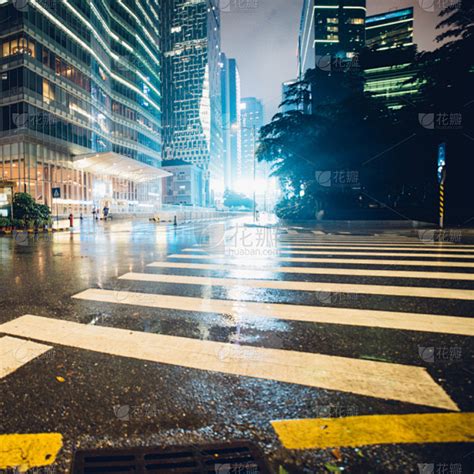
(0, 217, 473, 473)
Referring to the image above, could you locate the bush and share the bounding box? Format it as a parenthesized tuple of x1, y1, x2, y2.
(12, 193, 51, 228)
(0, 217, 12, 227)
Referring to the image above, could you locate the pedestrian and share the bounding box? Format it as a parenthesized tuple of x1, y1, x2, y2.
(68, 213, 74, 228)
(103, 206, 109, 221)
(92, 208, 97, 220)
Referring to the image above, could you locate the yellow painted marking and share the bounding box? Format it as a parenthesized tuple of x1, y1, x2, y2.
(148, 260, 474, 281)
(73, 288, 474, 336)
(271, 413, 474, 450)
(0, 433, 63, 470)
(169, 253, 474, 268)
(119, 272, 474, 301)
(0, 336, 52, 379)
(182, 248, 474, 260)
(0, 315, 458, 410)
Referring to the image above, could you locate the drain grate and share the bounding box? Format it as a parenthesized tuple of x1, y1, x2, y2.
(72, 441, 270, 473)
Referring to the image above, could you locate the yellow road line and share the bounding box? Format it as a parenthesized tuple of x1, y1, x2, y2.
(73, 288, 474, 336)
(271, 413, 474, 450)
(0, 336, 52, 379)
(168, 254, 474, 268)
(119, 272, 474, 301)
(0, 433, 63, 470)
(0, 315, 458, 410)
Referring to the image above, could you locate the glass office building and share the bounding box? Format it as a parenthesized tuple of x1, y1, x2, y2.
(161, 0, 223, 205)
(364, 8, 419, 110)
(220, 54, 240, 190)
(298, 0, 366, 109)
(0, 0, 168, 216)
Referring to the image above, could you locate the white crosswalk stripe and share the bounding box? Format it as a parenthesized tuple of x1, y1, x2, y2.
(182, 248, 474, 259)
(147, 260, 474, 281)
(118, 272, 474, 300)
(0, 336, 52, 379)
(0, 315, 459, 410)
(72, 288, 474, 336)
(4, 232, 473, 413)
(278, 245, 474, 252)
(167, 253, 474, 268)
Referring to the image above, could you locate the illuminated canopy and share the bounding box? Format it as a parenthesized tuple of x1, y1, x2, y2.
(72, 152, 172, 183)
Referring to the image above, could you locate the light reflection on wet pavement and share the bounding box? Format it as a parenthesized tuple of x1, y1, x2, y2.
(1, 217, 473, 472)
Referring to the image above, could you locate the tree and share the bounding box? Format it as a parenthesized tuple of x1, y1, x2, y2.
(13, 193, 51, 227)
(223, 190, 254, 210)
(408, 0, 474, 224)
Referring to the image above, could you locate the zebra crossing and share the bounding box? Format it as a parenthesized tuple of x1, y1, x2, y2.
(1, 228, 473, 452)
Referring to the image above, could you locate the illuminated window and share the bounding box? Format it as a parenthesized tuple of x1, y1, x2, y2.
(348, 18, 364, 25)
(327, 18, 338, 24)
(43, 79, 55, 104)
(327, 26, 338, 32)
(1, 37, 36, 58)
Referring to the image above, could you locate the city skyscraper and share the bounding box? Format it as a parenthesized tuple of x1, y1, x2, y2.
(366, 7, 414, 51)
(298, 0, 367, 109)
(161, 0, 223, 204)
(364, 8, 418, 110)
(240, 97, 264, 183)
(220, 54, 241, 190)
(0, 0, 168, 215)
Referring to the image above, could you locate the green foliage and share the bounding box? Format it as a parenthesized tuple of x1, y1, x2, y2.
(259, 1, 472, 223)
(0, 217, 11, 227)
(12, 193, 51, 228)
(223, 189, 254, 210)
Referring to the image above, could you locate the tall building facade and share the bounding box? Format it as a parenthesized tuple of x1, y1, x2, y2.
(240, 97, 263, 184)
(366, 7, 414, 51)
(364, 8, 418, 110)
(220, 54, 241, 190)
(0, 0, 169, 216)
(161, 0, 223, 205)
(298, 0, 367, 109)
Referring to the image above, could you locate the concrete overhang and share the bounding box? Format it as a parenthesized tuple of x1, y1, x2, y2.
(72, 152, 172, 183)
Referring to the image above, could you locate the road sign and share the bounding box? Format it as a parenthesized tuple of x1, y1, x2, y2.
(52, 187, 61, 199)
(438, 143, 446, 184)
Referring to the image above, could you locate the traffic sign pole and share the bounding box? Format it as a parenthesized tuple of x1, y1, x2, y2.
(439, 182, 445, 229)
(52, 187, 61, 228)
(437, 144, 446, 229)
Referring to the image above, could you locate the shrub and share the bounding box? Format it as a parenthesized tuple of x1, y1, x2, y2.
(12, 193, 51, 228)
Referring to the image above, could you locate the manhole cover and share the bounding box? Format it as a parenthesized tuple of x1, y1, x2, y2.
(72, 441, 270, 473)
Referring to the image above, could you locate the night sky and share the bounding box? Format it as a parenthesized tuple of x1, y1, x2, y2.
(221, 0, 444, 122)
